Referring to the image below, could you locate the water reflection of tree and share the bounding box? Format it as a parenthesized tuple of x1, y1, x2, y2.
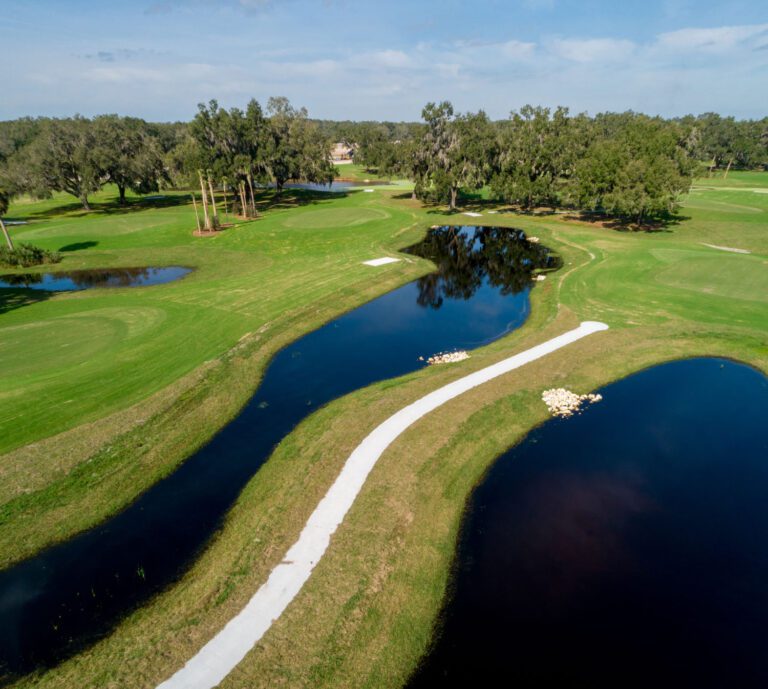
(64, 267, 151, 288)
(0, 267, 153, 290)
(0, 273, 44, 287)
(406, 226, 560, 309)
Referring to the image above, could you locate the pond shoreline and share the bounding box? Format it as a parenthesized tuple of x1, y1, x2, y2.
(407, 357, 768, 689)
(158, 321, 609, 689)
(0, 226, 559, 679)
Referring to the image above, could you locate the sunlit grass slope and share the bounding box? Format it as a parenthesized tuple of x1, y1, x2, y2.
(3, 173, 767, 689)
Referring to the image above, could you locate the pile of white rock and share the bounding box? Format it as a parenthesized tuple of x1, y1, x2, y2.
(421, 350, 471, 365)
(534, 274, 547, 282)
(527, 236, 541, 243)
(541, 388, 603, 418)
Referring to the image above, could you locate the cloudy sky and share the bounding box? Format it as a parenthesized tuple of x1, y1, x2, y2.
(2, 0, 767, 122)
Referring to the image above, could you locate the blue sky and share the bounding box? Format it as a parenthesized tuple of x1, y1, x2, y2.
(2, 0, 767, 121)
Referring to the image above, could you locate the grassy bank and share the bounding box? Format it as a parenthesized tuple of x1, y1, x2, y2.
(0, 186, 433, 564)
(5, 175, 768, 688)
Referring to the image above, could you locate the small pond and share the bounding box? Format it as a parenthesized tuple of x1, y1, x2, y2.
(284, 180, 389, 192)
(407, 358, 768, 689)
(0, 266, 192, 291)
(0, 226, 558, 677)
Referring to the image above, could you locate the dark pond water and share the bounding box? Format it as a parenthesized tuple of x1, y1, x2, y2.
(407, 358, 768, 689)
(0, 267, 191, 291)
(284, 180, 389, 192)
(0, 227, 559, 679)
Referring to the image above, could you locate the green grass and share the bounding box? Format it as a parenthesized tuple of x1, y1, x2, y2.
(3, 173, 768, 689)
(0, 186, 433, 563)
(1, 189, 424, 461)
(334, 163, 389, 181)
(691, 169, 768, 188)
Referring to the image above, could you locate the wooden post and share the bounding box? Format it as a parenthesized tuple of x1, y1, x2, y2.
(191, 194, 201, 233)
(222, 178, 229, 223)
(198, 170, 210, 231)
(0, 218, 14, 251)
(207, 171, 219, 224)
(246, 171, 258, 217)
(239, 181, 247, 218)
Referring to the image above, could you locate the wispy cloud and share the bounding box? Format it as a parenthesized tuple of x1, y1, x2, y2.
(550, 37, 636, 63)
(144, 0, 327, 14)
(79, 48, 163, 62)
(5, 5, 768, 122)
(656, 22, 768, 52)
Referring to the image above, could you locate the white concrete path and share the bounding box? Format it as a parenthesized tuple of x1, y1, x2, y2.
(157, 321, 609, 689)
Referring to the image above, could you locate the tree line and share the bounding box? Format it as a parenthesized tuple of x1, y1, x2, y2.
(355, 105, 768, 223)
(0, 102, 766, 226)
(0, 97, 335, 221)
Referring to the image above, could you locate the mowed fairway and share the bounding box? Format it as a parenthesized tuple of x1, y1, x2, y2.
(2, 174, 767, 689)
(0, 187, 431, 564)
(0, 189, 420, 456)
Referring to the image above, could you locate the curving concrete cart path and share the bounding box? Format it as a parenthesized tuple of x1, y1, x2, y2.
(158, 321, 609, 689)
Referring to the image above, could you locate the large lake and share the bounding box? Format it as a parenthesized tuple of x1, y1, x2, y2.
(0, 226, 558, 677)
(407, 358, 768, 689)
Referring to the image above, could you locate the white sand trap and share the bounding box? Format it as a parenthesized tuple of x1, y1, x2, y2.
(363, 189, 375, 193)
(363, 257, 400, 267)
(463, 211, 482, 217)
(156, 321, 609, 689)
(701, 243, 751, 254)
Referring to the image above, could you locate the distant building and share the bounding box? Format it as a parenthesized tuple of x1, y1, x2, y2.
(331, 142, 355, 162)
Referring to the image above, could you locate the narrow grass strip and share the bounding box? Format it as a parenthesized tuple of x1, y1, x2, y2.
(157, 321, 609, 689)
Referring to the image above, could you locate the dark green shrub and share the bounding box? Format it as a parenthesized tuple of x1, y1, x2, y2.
(0, 243, 62, 268)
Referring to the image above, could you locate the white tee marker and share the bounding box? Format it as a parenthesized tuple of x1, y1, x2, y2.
(362, 257, 401, 266)
(157, 321, 609, 689)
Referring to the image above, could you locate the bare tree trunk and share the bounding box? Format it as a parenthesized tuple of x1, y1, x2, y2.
(723, 158, 733, 179)
(450, 186, 458, 211)
(246, 172, 258, 217)
(0, 218, 13, 251)
(411, 190, 417, 201)
(222, 180, 229, 223)
(118, 185, 127, 205)
(191, 194, 201, 233)
(206, 173, 219, 224)
(239, 182, 247, 218)
(198, 171, 210, 231)
(81, 195, 91, 211)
